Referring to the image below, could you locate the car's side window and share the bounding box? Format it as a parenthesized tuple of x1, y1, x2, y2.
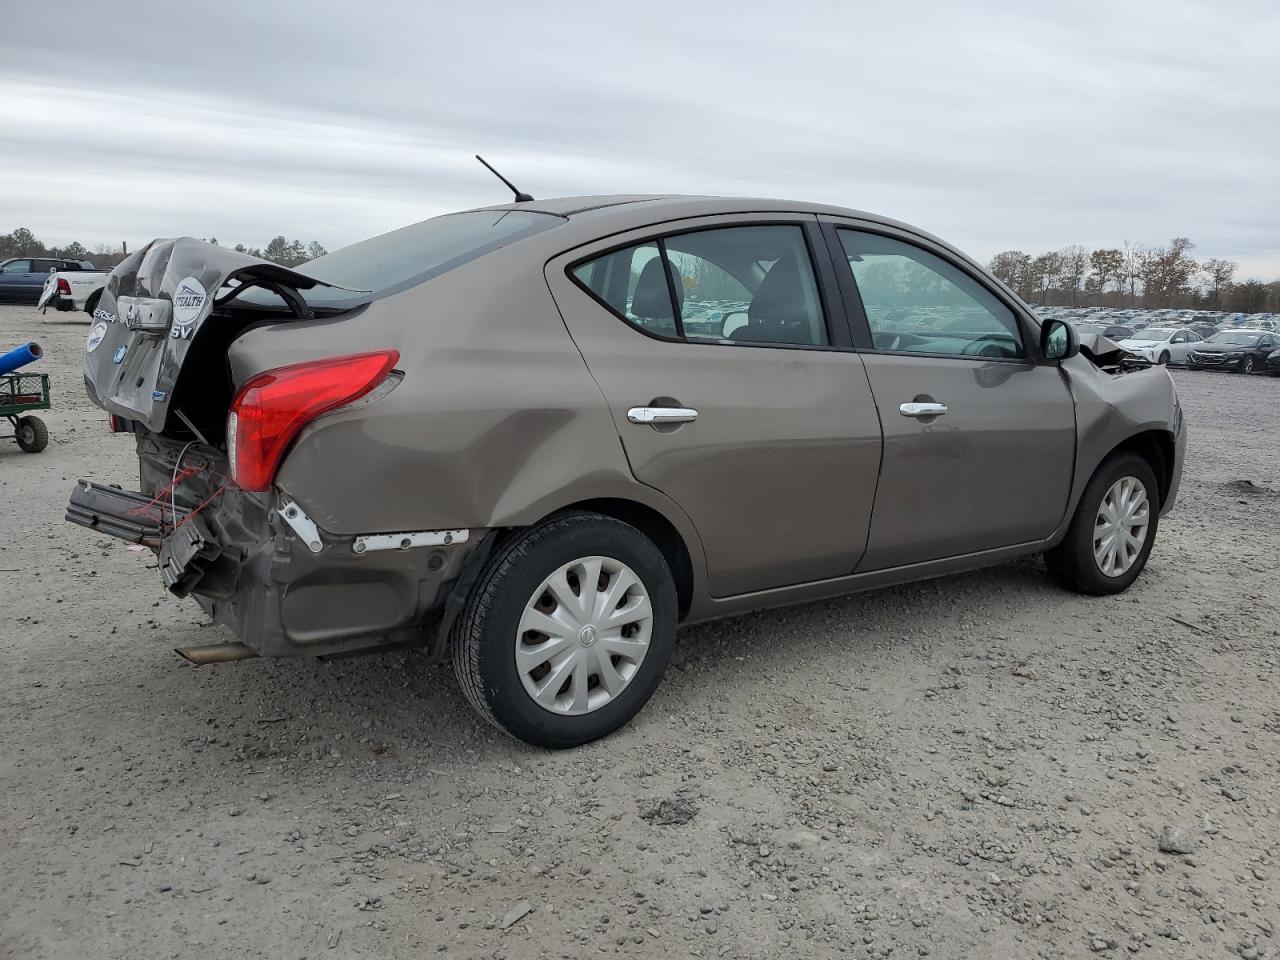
(570, 224, 828, 347)
(836, 230, 1026, 360)
(2, 260, 31, 274)
(572, 241, 678, 339)
(665, 226, 827, 346)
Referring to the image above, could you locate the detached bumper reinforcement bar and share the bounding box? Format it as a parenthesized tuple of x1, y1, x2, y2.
(65, 479, 189, 547)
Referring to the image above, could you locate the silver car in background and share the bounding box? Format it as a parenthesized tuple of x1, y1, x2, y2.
(1116, 327, 1204, 366)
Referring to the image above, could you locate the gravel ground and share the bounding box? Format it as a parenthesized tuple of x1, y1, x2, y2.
(1, 301, 1277, 960)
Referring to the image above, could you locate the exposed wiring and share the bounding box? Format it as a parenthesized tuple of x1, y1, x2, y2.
(174, 409, 211, 446)
(172, 440, 197, 531)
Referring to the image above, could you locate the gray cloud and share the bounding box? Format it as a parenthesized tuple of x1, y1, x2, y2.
(2, 0, 1277, 276)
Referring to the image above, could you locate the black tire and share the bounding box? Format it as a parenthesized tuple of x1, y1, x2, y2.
(1186, 363, 1199, 371)
(1045, 452, 1159, 596)
(1240, 355, 1255, 374)
(16, 415, 49, 453)
(84, 290, 101, 317)
(1157, 351, 1170, 365)
(451, 511, 677, 748)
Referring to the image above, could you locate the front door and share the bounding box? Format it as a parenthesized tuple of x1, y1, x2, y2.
(547, 216, 883, 598)
(826, 223, 1077, 571)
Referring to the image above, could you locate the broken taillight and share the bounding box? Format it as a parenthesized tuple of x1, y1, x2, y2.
(226, 350, 399, 492)
(56, 277, 71, 294)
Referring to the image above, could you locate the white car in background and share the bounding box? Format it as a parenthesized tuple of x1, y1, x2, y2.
(37, 266, 109, 317)
(1115, 326, 1203, 366)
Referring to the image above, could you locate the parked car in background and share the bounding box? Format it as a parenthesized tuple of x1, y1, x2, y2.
(1187, 330, 1279, 374)
(1265, 348, 1280, 377)
(1186, 322, 1220, 340)
(37, 265, 109, 315)
(1116, 327, 1203, 365)
(0, 257, 97, 303)
(1076, 322, 1134, 340)
(65, 195, 1185, 747)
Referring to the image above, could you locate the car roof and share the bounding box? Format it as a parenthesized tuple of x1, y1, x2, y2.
(464, 193, 986, 278)
(471, 193, 899, 221)
(469, 193, 933, 241)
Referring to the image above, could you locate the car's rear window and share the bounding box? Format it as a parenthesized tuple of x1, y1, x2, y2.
(293, 209, 563, 305)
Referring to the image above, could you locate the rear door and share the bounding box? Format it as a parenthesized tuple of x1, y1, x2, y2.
(823, 221, 1077, 571)
(546, 214, 883, 598)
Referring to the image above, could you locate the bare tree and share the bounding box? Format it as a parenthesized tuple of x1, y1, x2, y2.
(1058, 245, 1088, 306)
(1200, 258, 1237, 309)
(1030, 251, 1064, 303)
(1121, 242, 1143, 307)
(1086, 248, 1124, 299)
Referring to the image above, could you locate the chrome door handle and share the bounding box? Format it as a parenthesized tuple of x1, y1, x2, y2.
(899, 401, 948, 418)
(627, 406, 699, 424)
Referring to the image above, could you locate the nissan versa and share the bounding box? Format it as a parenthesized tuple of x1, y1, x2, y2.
(68, 195, 1185, 748)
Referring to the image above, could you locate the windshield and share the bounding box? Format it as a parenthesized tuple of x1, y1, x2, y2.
(1128, 328, 1175, 341)
(1208, 332, 1260, 345)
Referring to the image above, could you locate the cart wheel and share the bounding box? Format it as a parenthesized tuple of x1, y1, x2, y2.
(17, 415, 49, 453)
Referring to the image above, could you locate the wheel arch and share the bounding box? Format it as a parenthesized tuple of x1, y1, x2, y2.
(84, 288, 102, 315)
(1104, 429, 1176, 507)
(551, 497, 696, 619)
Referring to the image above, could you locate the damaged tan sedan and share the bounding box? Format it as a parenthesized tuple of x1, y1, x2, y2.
(68, 196, 1185, 747)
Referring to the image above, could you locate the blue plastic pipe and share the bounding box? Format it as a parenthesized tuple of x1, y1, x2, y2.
(0, 342, 43, 376)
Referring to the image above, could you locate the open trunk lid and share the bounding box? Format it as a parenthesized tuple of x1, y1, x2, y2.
(36, 272, 58, 310)
(84, 237, 366, 432)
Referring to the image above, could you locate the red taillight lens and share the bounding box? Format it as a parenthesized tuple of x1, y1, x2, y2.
(227, 350, 399, 492)
(56, 277, 71, 294)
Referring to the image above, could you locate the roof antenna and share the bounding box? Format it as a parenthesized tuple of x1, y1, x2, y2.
(475, 154, 534, 202)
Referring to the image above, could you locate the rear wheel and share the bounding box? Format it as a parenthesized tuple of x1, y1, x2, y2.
(16, 415, 48, 453)
(1045, 452, 1159, 595)
(451, 512, 677, 748)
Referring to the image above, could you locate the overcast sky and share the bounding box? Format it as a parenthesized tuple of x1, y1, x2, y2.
(3, 0, 1277, 277)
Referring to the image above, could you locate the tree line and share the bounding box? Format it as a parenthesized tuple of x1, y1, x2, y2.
(0, 227, 327, 270)
(988, 239, 1280, 314)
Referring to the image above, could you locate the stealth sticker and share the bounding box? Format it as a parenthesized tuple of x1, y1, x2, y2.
(172, 276, 207, 329)
(86, 322, 108, 353)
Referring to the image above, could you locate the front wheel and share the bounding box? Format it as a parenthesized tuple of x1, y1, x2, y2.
(451, 512, 677, 748)
(1240, 356, 1255, 374)
(1045, 452, 1159, 595)
(1157, 351, 1170, 365)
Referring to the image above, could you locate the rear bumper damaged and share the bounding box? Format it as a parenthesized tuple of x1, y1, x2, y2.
(66, 435, 480, 659)
(191, 519, 479, 659)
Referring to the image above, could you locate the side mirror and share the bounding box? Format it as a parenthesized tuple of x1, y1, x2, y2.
(1041, 319, 1079, 361)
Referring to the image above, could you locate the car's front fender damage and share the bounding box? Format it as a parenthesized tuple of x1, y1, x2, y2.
(1053, 339, 1186, 545)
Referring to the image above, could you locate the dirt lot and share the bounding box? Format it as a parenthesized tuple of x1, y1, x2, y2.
(1, 301, 1277, 960)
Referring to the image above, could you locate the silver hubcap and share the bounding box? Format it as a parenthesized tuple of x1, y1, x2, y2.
(516, 556, 653, 716)
(1093, 477, 1150, 577)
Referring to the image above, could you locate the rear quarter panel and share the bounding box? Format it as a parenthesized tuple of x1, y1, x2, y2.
(234, 250, 706, 575)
